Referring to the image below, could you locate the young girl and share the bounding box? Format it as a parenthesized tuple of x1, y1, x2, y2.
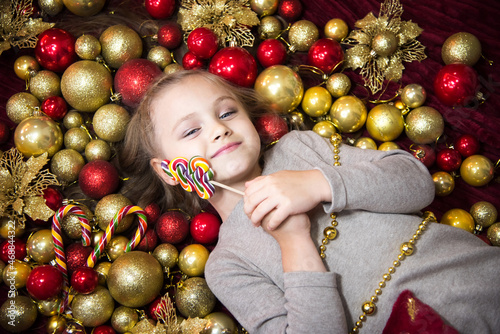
(121, 70, 500, 333)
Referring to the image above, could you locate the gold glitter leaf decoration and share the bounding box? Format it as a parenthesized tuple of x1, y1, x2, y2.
(343, 0, 427, 94)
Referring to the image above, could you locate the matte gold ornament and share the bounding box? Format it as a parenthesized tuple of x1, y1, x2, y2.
(37, 296, 63, 316)
(3, 260, 31, 288)
(148, 46, 172, 70)
(95, 260, 112, 286)
(63, 110, 84, 129)
(487, 223, 500, 246)
(27, 229, 55, 263)
(258, 16, 282, 40)
(71, 285, 114, 327)
(176, 277, 216, 318)
(432, 171, 455, 197)
(62, 0, 106, 16)
(64, 127, 91, 152)
(107, 251, 164, 307)
(254, 65, 304, 114)
(92, 104, 130, 142)
(0, 216, 24, 238)
(111, 306, 139, 333)
(14, 115, 63, 157)
(326, 73, 351, 98)
(313, 120, 337, 138)
(301, 86, 332, 117)
(46, 315, 66, 334)
(470, 201, 497, 231)
(100, 25, 142, 68)
(288, 20, 319, 52)
(442, 32, 481, 66)
(178, 244, 210, 277)
(75, 34, 102, 60)
(50, 149, 85, 184)
(95, 194, 134, 233)
(61, 60, 113, 112)
(85, 139, 112, 161)
(250, 0, 278, 16)
(14, 55, 39, 80)
(366, 104, 404, 142)
(39, 0, 65, 16)
(29, 70, 61, 102)
(324, 18, 349, 42)
(164, 63, 184, 75)
(6, 92, 40, 124)
(460, 155, 494, 187)
(153, 243, 179, 270)
(440, 208, 475, 233)
(354, 137, 377, 150)
(378, 141, 399, 151)
(106, 235, 129, 261)
(62, 204, 94, 240)
(404, 106, 444, 144)
(329, 95, 367, 133)
(204, 312, 238, 334)
(400, 83, 426, 109)
(0, 295, 37, 333)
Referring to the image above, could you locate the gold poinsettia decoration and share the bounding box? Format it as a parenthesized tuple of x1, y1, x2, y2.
(0, 148, 60, 227)
(343, 0, 427, 94)
(178, 0, 260, 47)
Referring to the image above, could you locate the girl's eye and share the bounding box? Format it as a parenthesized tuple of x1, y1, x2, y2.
(183, 128, 199, 137)
(220, 109, 237, 119)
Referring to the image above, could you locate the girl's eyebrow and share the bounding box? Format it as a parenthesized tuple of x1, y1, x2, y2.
(213, 95, 236, 106)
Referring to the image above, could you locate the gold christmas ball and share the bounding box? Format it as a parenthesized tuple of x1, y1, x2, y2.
(64, 127, 91, 152)
(164, 63, 184, 75)
(148, 46, 172, 69)
(250, 0, 278, 16)
(366, 104, 404, 142)
(440, 208, 475, 233)
(354, 137, 377, 150)
(470, 201, 498, 229)
(50, 148, 85, 183)
(378, 141, 400, 151)
(0, 295, 37, 333)
(404, 106, 444, 144)
(106, 235, 129, 261)
(329, 95, 367, 133)
(288, 20, 319, 52)
(203, 312, 238, 334)
(85, 139, 112, 161)
(107, 251, 163, 307)
(312, 120, 337, 138)
(442, 32, 482, 66)
(0, 260, 4, 284)
(14, 115, 63, 157)
(0, 216, 24, 238)
(486, 222, 500, 246)
(37, 296, 63, 316)
(176, 277, 216, 318)
(63, 0, 106, 16)
(6, 92, 40, 124)
(401, 84, 426, 109)
(254, 65, 303, 114)
(46, 315, 66, 334)
(371, 31, 398, 57)
(3, 260, 31, 288)
(152, 243, 179, 270)
(62, 204, 94, 240)
(289, 110, 305, 128)
(460, 155, 494, 187)
(432, 171, 455, 197)
(111, 306, 139, 333)
(63, 110, 85, 129)
(61, 60, 113, 112)
(178, 244, 210, 277)
(258, 15, 282, 40)
(99, 25, 143, 69)
(29, 70, 61, 101)
(394, 100, 406, 110)
(92, 104, 130, 142)
(95, 194, 134, 233)
(324, 18, 349, 42)
(27, 229, 56, 263)
(92, 230, 105, 247)
(71, 285, 114, 327)
(95, 260, 112, 286)
(75, 34, 102, 60)
(301, 86, 332, 117)
(39, 0, 65, 16)
(326, 73, 351, 98)
(14, 55, 39, 80)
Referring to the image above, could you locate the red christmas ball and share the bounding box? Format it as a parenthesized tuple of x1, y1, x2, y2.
(0, 238, 26, 263)
(157, 22, 183, 50)
(144, 202, 161, 225)
(454, 134, 480, 157)
(41, 96, 67, 120)
(136, 228, 159, 252)
(26, 265, 63, 300)
(114, 58, 163, 108)
(209, 47, 258, 88)
(255, 114, 289, 144)
(156, 211, 189, 244)
(78, 160, 120, 199)
(145, 0, 175, 19)
(66, 243, 93, 274)
(410, 144, 436, 168)
(0, 120, 10, 144)
(257, 39, 287, 68)
(93, 325, 116, 334)
(32, 186, 64, 225)
(308, 38, 344, 74)
(190, 212, 221, 244)
(187, 27, 219, 59)
(148, 296, 164, 321)
(436, 148, 462, 172)
(182, 51, 205, 70)
(278, 0, 303, 22)
(35, 28, 77, 72)
(433, 63, 478, 106)
(70, 266, 99, 294)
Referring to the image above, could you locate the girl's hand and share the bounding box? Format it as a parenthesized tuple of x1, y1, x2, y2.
(244, 170, 330, 230)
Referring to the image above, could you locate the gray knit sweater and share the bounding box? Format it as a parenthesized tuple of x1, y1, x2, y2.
(205, 131, 500, 333)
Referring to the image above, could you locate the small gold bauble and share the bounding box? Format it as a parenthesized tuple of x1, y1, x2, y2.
(50, 148, 85, 183)
(14, 55, 39, 80)
(29, 70, 61, 101)
(0, 260, 5, 284)
(176, 277, 216, 318)
(106, 235, 129, 261)
(460, 155, 494, 187)
(394, 100, 406, 110)
(71, 285, 114, 327)
(3, 260, 31, 288)
(37, 296, 63, 316)
(313, 120, 337, 138)
(371, 31, 398, 57)
(440, 208, 475, 233)
(164, 63, 184, 75)
(250, 0, 278, 16)
(326, 73, 351, 98)
(404, 106, 444, 144)
(95, 194, 134, 233)
(361, 301, 376, 315)
(401, 84, 426, 109)
(178, 244, 210, 277)
(92, 230, 105, 247)
(6, 92, 40, 124)
(111, 306, 139, 333)
(64, 127, 91, 152)
(75, 34, 102, 60)
(378, 142, 400, 151)
(147, 46, 172, 69)
(324, 18, 349, 42)
(85, 139, 112, 161)
(289, 110, 305, 128)
(63, 0, 106, 16)
(258, 15, 282, 40)
(470, 201, 498, 229)
(301, 86, 332, 117)
(95, 261, 112, 286)
(0, 216, 24, 239)
(93, 104, 130, 142)
(62, 204, 94, 240)
(432, 171, 455, 197)
(27, 229, 56, 263)
(63, 110, 84, 129)
(14, 115, 63, 157)
(330, 95, 367, 133)
(354, 137, 377, 150)
(46, 315, 66, 334)
(0, 296, 37, 333)
(486, 223, 500, 246)
(152, 243, 179, 270)
(366, 104, 404, 142)
(442, 32, 482, 66)
(288, 20, 319, 52)
(99, 25, 143, 69)
(203, 312, 238, 334)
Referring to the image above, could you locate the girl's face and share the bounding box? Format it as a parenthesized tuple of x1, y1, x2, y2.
(150, 75, 262, 187)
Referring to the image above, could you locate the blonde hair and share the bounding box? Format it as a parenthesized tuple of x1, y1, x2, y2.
(119, 70, 276, 216)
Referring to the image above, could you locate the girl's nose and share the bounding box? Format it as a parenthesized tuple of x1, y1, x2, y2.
(213, 122, 231, 141)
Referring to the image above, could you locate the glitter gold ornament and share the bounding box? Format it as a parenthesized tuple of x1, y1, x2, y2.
(404, 106, 444, 144)
(99, 25, 143, 68)
(326, 73, 351, 98)
(366, 104, 404, 142)
(92, 104, 130, 142)
(301, 86, 332, 117)
(6, 92, 40, 124)
(71, 286, 114, 327)
(3, 260, 31, 288)
(288, 20, 319, 52)
(27, 229, 55, 263)
(153, 243, 179, 270)
(324, 18, 349, 42)
(147, 46, 172, 69)
(39, 0, 65, 16)
(0, 295, 37, 333)
(62, 0, 106, 16)
(329, 95, 367, 133)
(441, 208, 475, 233)
(442, 32, 481, 66)
(75, 34, 102, 60)
(95, 194, 134, 233)
(85, 139, 112, 161)
(378, 141, 399, 151)
(14, 115, 63, 157)
(62, 204, 94, 240)
(106, 235, 129, 261)
(204, 312, 238, 334)
(313, 120, 337, 138)
(14, 55, 39, 80)
(29, 70, 61, 101)
(64, 127, 91, 152)
(178, 244, 210, 277)
(487, 223, 500, 246)
(432, 171, 455, 197)
(111, 306, 139, 333)
(470, 201, 497, 231)
(400, 83, 426, 109)
(50, 149, 85, 183)
(250, 0, 278, 16)
(176, 277, 216, 318)
(63, 110, 84, 129)
(460, 155, 494, 187)
(258, 16, 282, 39)
(46, 315, 66, 334)
(354, 137, 377, 150)
(164, 63, 184, 75)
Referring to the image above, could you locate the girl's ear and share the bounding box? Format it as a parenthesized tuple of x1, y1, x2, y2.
(150, 158, 178, 186)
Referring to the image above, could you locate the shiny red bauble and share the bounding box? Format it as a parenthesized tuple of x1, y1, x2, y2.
(26, 265, 63, 300)
(93, 325, 116, 334)
(145, 0, 175, 19)
(144, 202, 161, 225)
(78, 160, 119, 199)
(255, 114, 289, 145)
(433, 63, 478, 106)
(41, 96, 67, 120)
(278, 0, 303, 22)
(32, 186, 64, 225)
(155, 211, 189, 244)
(257, 39, 287, 68)
(454, 134, 480, 157)
(114, 58, 163, 108)
(66, 243, 93, 274)
(0, 120, 10, 144)
(136, 228, 159, 252)
(148, 296, 165, 321)
(70, 266, 99, 294)
(157, 22, 183, 50)
(35, 28, 77, 72)
(410, 144, 436, 168)
(187, 27, 219, 59)
(209, 47, 258, 88)
(0, 238, 26, 263)
(182, 51, 205, 70)
(436, 148, 462, 172)
(190, 212, 221, 244)
(308, 38, 344, 74)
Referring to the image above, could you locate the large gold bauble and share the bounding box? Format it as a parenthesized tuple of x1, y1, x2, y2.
(440, 208, 475, 233)
(3, 260, 31, 288)
(203, 312, 238, 334)
(470, 201, 497, 230)
(107, 251, 163, 307)
(27, 229, 55, 263)
(62, 204, 94, 240)
(152, 243, 179, 270)
(176, 277, 216, 318)
(301, 86, 332, 117)
(95, 194, 134, 233)
(85, 139, 112, 161)
(324, 18, 349, 42)
(0, 296, 37, 333)
(106, 235, 129, 261)
(148, 46, 172, 70)
(14, 115, 63, 157)
(93, 104, 130, 142)
(63, 110, 84, 129)
(378, 141, 400, 151)
(366, 104, 404, 142)
(178, 244, 209, 277)
(354, 137, 377, 150)
(95, 261, 112, 286)
(39, 0, 65, 16)
(37, 296, 63, 316)
(326, 73, 351, 98)
(6, 92, 40, 124)
(258, 16, 282, 39)
(329, 95, 367, 133)
(30, 70, 61, 101)
(46, 315, 66, 334)
(63, 0, 106, 16)
(0, 216, 24, 238)
(50, 149, 85, 183)
(71, 286, 114, 327)
(64, 127, 91, 152)
(111, 306, 139, 333)
(371, 31, 398, 57)
(14, 55, 39, 80)
(486, 223, 500, 246)
(460, 155, 494, 187)
(254, 65, 303, 114)
(75, 34, 101, 60)
(289, 20, 319, 52)
(432, 171, 455, 197)
(404, 106, 444, 144)
(401, 84, 426, 109)
(61, 60, 113, 112)
(312, 121, 336, 138)
(442, 32, 482, 66)
(99, 25, 143, 69)
(250, 0, 278, 16)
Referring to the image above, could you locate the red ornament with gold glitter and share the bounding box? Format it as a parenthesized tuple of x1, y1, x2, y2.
(156, 211, 190, 244)
(35, 28, 77, 72)
(78, 160, 120, 199)
(209, 47, 258, 88)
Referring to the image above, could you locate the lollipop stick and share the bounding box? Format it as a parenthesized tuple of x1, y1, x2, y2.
(211, 181, 244, 196)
